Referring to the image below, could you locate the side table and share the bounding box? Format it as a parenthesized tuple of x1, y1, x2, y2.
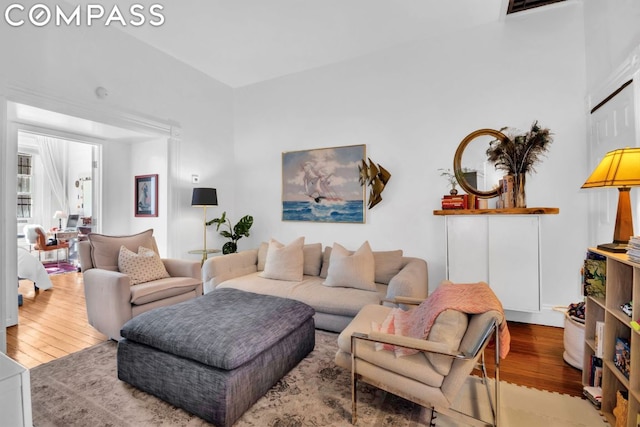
(0, 352, 32, 426)
(188, 248, 221, 265)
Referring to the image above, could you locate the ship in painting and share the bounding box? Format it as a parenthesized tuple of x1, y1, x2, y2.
(302, 162, 343, 203)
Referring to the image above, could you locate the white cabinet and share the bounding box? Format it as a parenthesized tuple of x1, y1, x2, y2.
(437, 209, 558, 312)
(0, 353, 32, 427)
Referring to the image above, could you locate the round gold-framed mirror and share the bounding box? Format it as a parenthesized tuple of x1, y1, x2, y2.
(453, 128, 509, 199)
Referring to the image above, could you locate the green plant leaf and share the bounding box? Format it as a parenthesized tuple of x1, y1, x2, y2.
(222, 241, 237, 254)
(206, 211, 253, 253)
(234, 215, 253, 237)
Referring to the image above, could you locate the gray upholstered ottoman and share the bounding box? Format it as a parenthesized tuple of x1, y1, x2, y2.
(117, 288, 315, 427)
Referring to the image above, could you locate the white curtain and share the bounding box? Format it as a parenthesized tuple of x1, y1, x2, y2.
(36, 135, 69, 214)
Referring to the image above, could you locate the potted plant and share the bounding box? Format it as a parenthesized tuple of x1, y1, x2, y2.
(486, 120, 553, 207)
(439, 167, 476, 195)
(439, 168, 459, 195)
(206, 211, 254, 254)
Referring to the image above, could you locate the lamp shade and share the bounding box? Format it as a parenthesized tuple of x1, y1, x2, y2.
(53, 210, 67, 219)
(581, 147, 640, 252)
(581, 147, 640, 188)
(191, 188, 218, 206)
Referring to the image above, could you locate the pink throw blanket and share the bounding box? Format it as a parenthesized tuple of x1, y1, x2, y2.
(377, 281, 510, 359)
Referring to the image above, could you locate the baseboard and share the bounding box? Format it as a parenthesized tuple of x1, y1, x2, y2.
(505, 304, 565, 327)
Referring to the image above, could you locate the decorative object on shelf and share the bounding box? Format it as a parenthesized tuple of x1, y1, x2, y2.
(439, 168, 459, 195)
(582, 251, 606, 297)
(486, 120, 554, 208)
(135, 174, 158, 217)
(191, 188, 218, 264)
(612, 390, 628, 427)
(582, 148, 640, 252)
(613, 337, 630, 379)
(453, 128, 509, 199)
(53, 210, 67, 229)
(359, 158, 391, 209)
(621, 301, 633, 317)
(282, 145, 365, 223)
(206, 211, 253, 254)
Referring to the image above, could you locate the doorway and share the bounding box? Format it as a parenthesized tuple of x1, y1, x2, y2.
(16, 130, 100, 265)
(2, 94, 180, 352)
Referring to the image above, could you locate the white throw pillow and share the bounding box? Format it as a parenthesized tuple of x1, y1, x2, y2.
(323, 241, 376, 291)
(259, 237, 305, 281)
(118, 245, 170, 285)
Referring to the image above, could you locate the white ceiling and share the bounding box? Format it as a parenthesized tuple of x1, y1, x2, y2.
(105, 0, 507, 88)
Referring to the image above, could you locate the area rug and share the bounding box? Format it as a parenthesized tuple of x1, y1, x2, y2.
(30, 330, 608, 427)
(42, 261, 78, 275)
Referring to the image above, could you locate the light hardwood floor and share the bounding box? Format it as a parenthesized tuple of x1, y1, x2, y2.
(8, 272, 584, 398)
(9, 273, 106, 368)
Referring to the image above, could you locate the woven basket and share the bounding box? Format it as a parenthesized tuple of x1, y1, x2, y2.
(563, 311, 584, 370)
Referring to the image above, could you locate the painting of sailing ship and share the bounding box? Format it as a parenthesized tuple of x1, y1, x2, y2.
(282, 145, 366, 223)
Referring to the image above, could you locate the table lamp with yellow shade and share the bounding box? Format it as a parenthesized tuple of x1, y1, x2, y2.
(582, 147, 640, 253)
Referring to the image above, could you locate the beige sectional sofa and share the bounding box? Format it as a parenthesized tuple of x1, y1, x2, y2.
(201, 239, 428, 332)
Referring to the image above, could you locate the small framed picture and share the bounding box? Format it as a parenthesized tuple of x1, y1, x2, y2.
(135, 174, 158, 217)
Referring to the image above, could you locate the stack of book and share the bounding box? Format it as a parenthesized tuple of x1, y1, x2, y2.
(583, 386, 602, 409)
(441, 194, 467, 210)
(627, 236, 640, 263)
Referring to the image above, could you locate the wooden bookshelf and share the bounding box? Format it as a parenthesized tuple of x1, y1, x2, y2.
(583, 248, 639, 427)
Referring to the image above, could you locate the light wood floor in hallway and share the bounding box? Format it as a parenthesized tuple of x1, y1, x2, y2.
(8, 272, 584, 398)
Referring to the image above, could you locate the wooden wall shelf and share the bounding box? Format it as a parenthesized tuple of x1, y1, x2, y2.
(433, 207, 559, 216)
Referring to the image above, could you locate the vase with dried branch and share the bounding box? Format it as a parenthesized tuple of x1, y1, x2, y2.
(486, 120, 553, 208)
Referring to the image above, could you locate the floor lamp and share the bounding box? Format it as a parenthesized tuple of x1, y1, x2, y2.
(191, 188, 218, 264)
(582, 147, 640, 253)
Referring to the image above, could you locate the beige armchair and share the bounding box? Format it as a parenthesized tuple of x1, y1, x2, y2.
(335, 285, 508, 426)
(78, 229, 202, 340)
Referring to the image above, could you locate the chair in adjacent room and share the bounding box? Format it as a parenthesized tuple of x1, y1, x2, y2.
(23, 224, 70, 264)
(78, 228, 203, 340)
(335, 282, 509, 427)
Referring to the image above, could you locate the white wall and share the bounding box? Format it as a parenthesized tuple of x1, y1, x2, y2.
(583, 1, 640, 92)
(130, 139, 169, 253)
(234, 4, 588, 325)
(66, 142, 93, 218)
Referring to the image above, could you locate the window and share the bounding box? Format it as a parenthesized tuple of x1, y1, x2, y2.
(17, 153, 32, 219)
